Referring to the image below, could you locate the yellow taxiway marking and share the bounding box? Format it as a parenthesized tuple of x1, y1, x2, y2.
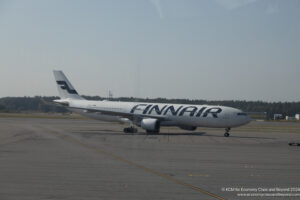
(59, 133, 226, 200)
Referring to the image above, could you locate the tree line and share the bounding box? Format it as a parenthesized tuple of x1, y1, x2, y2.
(0, 96, 300, 119)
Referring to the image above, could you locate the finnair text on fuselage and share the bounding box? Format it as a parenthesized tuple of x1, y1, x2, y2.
(130, 104, 222, 118)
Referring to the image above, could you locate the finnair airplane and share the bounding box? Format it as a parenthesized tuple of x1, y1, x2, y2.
(53, 71, 251, 137)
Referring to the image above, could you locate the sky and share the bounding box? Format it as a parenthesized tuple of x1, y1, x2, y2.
(0, 0, 299, 101)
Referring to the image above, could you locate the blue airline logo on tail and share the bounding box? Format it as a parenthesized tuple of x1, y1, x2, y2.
(56, 81, 78, 94)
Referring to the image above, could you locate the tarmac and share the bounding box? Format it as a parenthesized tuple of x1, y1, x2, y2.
(0, 117, 299, 200)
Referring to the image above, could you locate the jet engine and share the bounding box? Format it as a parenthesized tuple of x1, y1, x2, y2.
(141, 118, 160, 133)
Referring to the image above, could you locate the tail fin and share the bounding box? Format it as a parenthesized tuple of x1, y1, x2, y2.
(53, 70, 84, 100)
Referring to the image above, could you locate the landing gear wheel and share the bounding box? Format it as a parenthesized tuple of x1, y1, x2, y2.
(224, 128, 231, 137)
(123, 127, 138, 133)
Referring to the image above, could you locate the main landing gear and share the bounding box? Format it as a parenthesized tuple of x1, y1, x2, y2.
(123, 126, 138, 133)
(224, 128, 231, 137)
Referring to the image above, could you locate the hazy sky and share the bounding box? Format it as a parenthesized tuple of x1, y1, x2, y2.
(0, 0, 299, 101)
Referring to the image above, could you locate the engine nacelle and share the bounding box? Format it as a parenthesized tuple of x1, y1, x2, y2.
(141, 118, 160, 132)
(179, 126, 197, 131)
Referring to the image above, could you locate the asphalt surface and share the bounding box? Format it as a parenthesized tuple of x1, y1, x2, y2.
(0, 118, 299, 200)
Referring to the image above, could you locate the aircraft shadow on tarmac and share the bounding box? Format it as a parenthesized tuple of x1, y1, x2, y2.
(228, 135, 276, 139)
(74, 130, 207, 136)
(199, 133, 276, 140)
(74, 130, 275, 140)
(135, 132, 207, 136)
(74, 130, 206, 136)
(156, 133, 275, 139)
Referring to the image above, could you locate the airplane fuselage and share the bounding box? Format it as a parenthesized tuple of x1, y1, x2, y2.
(62, 99, 251, 128)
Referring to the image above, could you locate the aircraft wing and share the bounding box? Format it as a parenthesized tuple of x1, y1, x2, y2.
(70, 106, 168, 121)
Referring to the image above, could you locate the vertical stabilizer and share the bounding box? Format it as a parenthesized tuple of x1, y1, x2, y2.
(53, 70, 84, 100)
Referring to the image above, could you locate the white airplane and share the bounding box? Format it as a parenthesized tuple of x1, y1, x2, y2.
(53, 71, 251, 137)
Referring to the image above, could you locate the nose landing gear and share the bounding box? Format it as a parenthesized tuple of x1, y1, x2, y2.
(224, 128, 231, 137)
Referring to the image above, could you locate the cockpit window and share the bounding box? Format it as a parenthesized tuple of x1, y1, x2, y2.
(237, 113, 248, 116)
